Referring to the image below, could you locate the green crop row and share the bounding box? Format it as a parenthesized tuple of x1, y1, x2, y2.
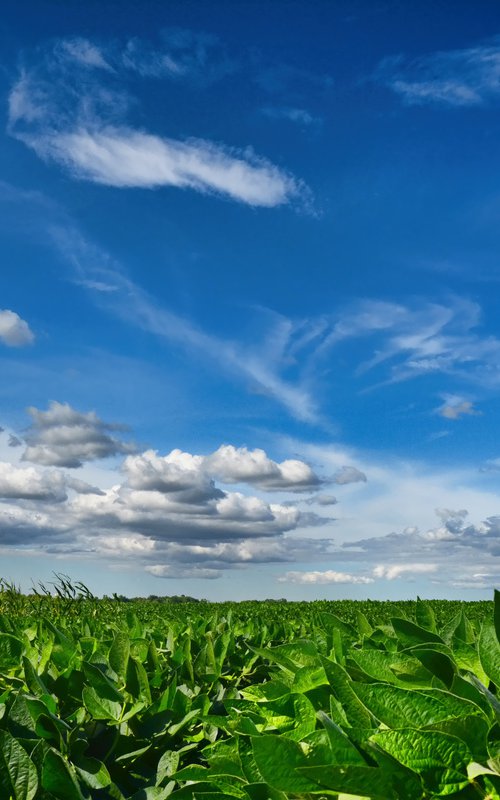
(0, 582, 498, 799)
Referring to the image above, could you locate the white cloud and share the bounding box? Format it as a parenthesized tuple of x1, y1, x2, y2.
(22, 401, 134, 468)
(57, 38, 113, 71)
(146, 564, 221, 579)
(205, 445, 321, 491)
(278, 570, 373, 584)
(380, 40, 500, 106)
(373, 563, 438, 580)
(8, 40, 307, 209)
(121, 29, 235, 83)
(31, 127, 302, 207)
(313, 297, 500, 391)
(0, 310, 34, 347)
(333, 466, 367, 485)
(262, 106, 320, 126)
(305, 493, 338, 506)
(51, 228, 319, 423)
(123, 445, 322, 496)
(437, 396, 480, 420)
(0, 462, 67, 502)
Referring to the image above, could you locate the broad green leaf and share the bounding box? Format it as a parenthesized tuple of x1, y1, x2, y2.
(82, 685, 122, 720)
(391, 617, 444, 647)
(42, 748, 87, 799)
(356, 611, 373, 638)
(257, 692, 317, 740)
(22, 656, 49, 695)
(0, 633, 23, 669)
(298, 764, 396, 799)
(0, 730, 38, 800)
(74, 755, 111, 790)
(126, 656, 152, 703)
(415, 598, 437, 633)
(241, 680, 290, 702)
(372, 728, 472, 795)
(320, 657, 372, 728)
(401, 645, 456, 688)
(157, 750, 180, 784)
(243, 782, 288, 800)
(82, 660, 123, 701)
(353, 683, 485, 729)
(451, 638, 489, 685)
(291, 664, 329, 693)
(495, 589, 500, 645)
(348, 648, 399, 684)
(317, 711, 367, 765)
(425, 715, 489, 762)
(252, 734, 329, 793)
(479, 619, 500, 688)
(109, 631, 130, 679)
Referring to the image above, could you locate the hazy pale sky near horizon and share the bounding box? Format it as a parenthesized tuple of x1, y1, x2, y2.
(1, 0, 500, 599)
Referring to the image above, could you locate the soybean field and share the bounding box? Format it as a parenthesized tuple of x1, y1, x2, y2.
(0, 580, 498, 799)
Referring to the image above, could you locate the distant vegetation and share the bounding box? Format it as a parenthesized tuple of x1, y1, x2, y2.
(0, 576, 498, 799)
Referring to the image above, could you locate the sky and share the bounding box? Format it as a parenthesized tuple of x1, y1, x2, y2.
(1, 0, 500, 600)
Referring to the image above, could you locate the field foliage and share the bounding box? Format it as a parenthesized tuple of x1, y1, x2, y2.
(0, 579, 498, 799)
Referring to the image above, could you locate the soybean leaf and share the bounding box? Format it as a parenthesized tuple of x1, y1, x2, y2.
(353, 683, 484, 729)
(415, 598, 437, 633)
(479, 619, 500, 688)
(82, 685, 122, 721)
(0, 730, 38, 800)
(372, 728, 472, 795)
(297, 764, 396, 799)
(109, 631, 130, 679)
(391, 617, 444, 647)
(251, 734, 329, 793)
(0, 633, 23, 669)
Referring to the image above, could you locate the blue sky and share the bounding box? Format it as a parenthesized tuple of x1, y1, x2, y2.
(1, 0, 500, 599)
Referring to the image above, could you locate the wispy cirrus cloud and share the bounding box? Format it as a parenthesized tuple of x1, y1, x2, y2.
(261, 106, 321, 127)
(51, 225, 320, 423)
(8, 37, 307, 208)
(379, 38, 500, 106)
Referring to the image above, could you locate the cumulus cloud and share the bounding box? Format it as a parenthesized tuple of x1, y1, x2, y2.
(146, 564, 221, 579)
(340, 508, 500, 589)
(8, 39, 306, 209)
(69, 480, 323, 543)
(333, 466, 367, 485)
(278, 569, 373, 585)
(8, 435, 22, 448)
(123, 445, 322, 495)
(305, 493, 338, 506)
(0, 310, 34, 346)
(22, 401, 134, 468)
(0, 462, 67, 502)
(373, 563, 438, 580)
(0, 432, 333, 577)
(205, 445, 322, 491)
